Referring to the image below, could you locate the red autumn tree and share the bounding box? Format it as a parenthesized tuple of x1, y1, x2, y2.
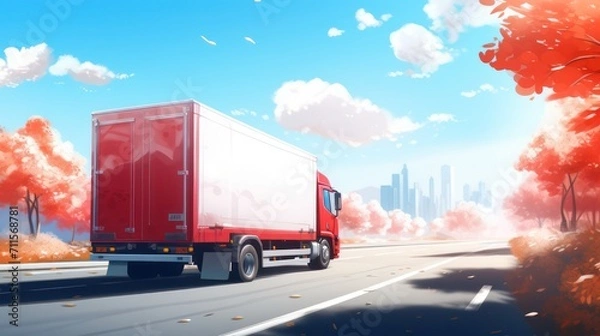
(479, 0, 600, 132)
(504, 173, 561, 229)
(0, 117, 90, 239)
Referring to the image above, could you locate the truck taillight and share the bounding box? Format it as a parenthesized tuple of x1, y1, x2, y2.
(188, 247, 194, 253)
(109, 247, 116, 252)
(162, 247, 170, 253)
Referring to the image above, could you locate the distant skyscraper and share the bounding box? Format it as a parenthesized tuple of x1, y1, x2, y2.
(380, 185, 394, 211)
(441, 165, 454, 215)
(414, 183, 421, 218)
(402, 164, 409, 212)
(428, 176, 436, 219)
(392, 174, 400, 210)
(463, 183, 471, 202)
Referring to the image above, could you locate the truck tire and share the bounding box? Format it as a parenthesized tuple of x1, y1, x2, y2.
(309, 239, 331, 270)
(157, 263, 185, 277)
(127, 262, 158, 280)
(232, 244, 259, 282)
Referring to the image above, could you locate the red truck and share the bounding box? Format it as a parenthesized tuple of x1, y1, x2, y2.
(89, 100, 342, 282)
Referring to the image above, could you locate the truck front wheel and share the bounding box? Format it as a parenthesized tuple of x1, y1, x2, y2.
(232, 244, 259, 282)
(309, 239, 331, 270)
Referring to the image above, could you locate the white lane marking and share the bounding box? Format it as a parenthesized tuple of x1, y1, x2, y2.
(339, 256, 364, 260)
(220, 255, 473, 336)
(465, 285, 493, 311)
(23, 267, 107, 275)
(29, 285, 87, 292)
(346, 240, 502, 253)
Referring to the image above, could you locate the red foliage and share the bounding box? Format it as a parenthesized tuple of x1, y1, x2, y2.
(504, 173, 561, 229)
(0, 117, 90, 235)
(481, 0, 600, 131)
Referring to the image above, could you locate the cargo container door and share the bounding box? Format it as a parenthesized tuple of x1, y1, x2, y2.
(92, 118, 140, 241)
(143, 110, 189, 242)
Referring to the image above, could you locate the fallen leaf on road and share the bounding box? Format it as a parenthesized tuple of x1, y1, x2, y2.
(177, 319, 191, 323)
(232, 316, 244, 320)
(574, 274, 594, 284)
(62, 303, 77, 307)
(289, 294, 302, 299)
(467, 275, 475, 279)
(285, 321, 295, 327)
(203, 313, 214, 317)
(525, 312, 538, 317)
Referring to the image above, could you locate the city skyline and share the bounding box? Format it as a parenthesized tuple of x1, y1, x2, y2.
(377, 163, 494, 220)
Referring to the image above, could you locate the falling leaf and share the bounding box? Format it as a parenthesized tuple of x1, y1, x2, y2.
(201, 35, 216, 46)
(204, 313, 214, 317)
(244, 36, 256, 45)
(525, 312, 538, 317)
(289, 294, 302, 299)
(536, 288, 546, 293)
(483, 43, 496, 48)
(178, 319, 191, 323)
(574, 274, 594, 284)
(467, 275, 475, 279)
(232, 316, 244, 320)
(62, 303, 77, 307)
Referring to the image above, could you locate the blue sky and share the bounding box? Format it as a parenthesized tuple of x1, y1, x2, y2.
(0, 0, 547, 224)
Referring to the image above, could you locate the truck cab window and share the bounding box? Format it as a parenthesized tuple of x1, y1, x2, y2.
(323, 189, 332, 213)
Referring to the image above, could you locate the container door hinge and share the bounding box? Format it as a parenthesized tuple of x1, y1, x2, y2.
(177, 170, 188, 175)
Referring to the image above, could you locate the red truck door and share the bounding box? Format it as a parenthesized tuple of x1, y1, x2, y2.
(93, 118, 141, 241)
(142, 112, 189, 242)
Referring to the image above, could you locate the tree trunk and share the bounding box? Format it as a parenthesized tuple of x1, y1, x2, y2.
(33, 195, 41, 238)
(25, 189, 36, 235)
(559, 183, 570, 232)
(536, 218, 544, 228)
(71, 224, 76, 243)
(568, 173, 578, 231)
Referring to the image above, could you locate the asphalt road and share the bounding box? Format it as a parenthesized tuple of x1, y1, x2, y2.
(0, 240, 545, 336)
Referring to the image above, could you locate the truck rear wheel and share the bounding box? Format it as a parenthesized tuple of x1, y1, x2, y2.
(157, 263, 185, 277)
(127, 262, 158, 280)
(232, 244, 259, 282)
(309, 239, 331, 270)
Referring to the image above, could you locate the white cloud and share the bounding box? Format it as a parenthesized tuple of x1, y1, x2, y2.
(48, 55, 133, 85)
(409, 140, 418, 145)
(262, 114, 269, 120)
(423, 0, 500, 42)
(460, 83, 499, 97)
(231, 108, 258, 117)
(356, 8, 382, 30)
(273, 78, 421, 147)
(428, 113, 456, 123)
(387, 71, 403, 78)
(0, 43, 51, 88)
(328, 27, 345, 37)
(201, 35, 216, 46)
(244, 36, 256, 44)
(461, 90, 477, 98)
(381, 14, 393, 22)
(389, 24, 453, 75)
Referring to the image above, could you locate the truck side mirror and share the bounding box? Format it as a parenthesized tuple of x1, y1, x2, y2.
(334, 192, 342, 211)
